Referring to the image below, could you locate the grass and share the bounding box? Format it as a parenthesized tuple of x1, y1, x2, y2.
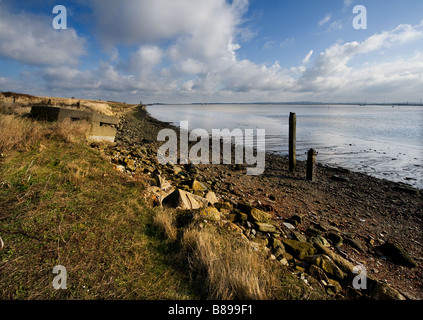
(0, 114, 195, 299)
(0, 113, 327, 301)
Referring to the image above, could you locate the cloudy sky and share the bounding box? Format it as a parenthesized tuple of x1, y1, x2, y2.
(1, 0, 423, 104)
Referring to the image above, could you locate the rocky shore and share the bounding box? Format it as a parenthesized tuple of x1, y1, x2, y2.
(95, 106, 422, 300)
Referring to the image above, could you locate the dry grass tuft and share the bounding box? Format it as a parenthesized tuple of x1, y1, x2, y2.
(181, 225, 277, 300)
(0, 114, 42, 153)
(0, 114, 91, 155)
(54, 118, 91, 143)
(153, 209, 178, 241)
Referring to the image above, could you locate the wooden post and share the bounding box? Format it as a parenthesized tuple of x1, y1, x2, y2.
(306, 148, 317, 181)
(289, 112, 296, 173)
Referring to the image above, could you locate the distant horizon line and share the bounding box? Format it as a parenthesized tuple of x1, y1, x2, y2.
(149, 101, 423, 106)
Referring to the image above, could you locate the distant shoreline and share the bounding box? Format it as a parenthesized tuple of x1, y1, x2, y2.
(148, 102, 423, 107)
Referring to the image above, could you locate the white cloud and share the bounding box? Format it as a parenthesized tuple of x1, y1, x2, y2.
(3, 2, 423, 104)
(128, 45, 164, 74)
(0, 7, 86, 66)
(319, 14, 331, 26)
(327, 20, 344, 32)
(344, 0, 356, 8)
(297, 21, 423, 99)
(302, 50, 314, 65)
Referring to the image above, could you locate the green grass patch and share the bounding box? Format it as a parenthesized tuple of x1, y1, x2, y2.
(0, 135, 197, 300)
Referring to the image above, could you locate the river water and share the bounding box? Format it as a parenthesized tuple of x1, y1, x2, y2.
(147, 104, 423, 189)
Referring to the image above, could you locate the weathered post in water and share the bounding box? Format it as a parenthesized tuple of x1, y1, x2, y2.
(289, 112, 296, 173)
(306, 148, 317, 181)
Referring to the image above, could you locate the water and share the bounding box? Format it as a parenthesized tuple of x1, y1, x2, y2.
(147, 104, 423, 189)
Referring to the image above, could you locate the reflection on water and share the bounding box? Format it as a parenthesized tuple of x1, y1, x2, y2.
(147, 104, 423, 189)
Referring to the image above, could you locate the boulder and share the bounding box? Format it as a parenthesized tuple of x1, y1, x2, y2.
(305, 254, 346, 281)
(311, 235, 330, 248)
(255, 222, 277, 233)
(192, 179, 207, 193)
(192, 207, 221, 221)
(367, 277, 406, 300)
(149, 186, 175, 205)
(204, 191, 219, 204)
(282, 239, 317, 260)
(376, 242, 417, 268)
(152, 174, 173, 191)
(314, 243, 355, 275)
(162, 189, 208, 210)
(327, 232, 343, 247)
(215, 202, 232, 211)
(249, 208, 272, 223)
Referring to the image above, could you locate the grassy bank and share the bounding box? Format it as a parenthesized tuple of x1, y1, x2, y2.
(0, 114, 196, 299)
(0, 112, 320, 300)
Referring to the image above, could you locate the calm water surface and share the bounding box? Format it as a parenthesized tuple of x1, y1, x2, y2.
(147, 104, 423, 189)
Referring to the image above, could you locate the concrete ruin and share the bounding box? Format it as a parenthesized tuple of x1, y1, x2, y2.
(30, 105, 119, 143)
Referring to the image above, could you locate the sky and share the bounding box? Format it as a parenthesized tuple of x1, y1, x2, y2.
(0, 0, 423, 104)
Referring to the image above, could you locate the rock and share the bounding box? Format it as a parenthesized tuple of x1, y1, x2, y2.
(233, 209, 248, 222)
(226, 213, 237, 222)
(307, 264, 330, 284)
(282, 222, 296, 230)
(314, 243, 355, 276)
(305, 254, 346, 281)
(226, 222, 244, 236)
(184, 163, 199, 177)
(249, 208, 272, 223)
(307, 227, 322, 236)
(162, 189, 208, 210)
(282, 239, 317, 260)
(192, 207, 221, 222)
(192, 179, 207, 193)
(204, 191, 219, 204)
(181, 179, 207, 196)
(344, 237, 367, 253)
(149, 186, 175, 206)
(376, 242, 417, 268)
(172, 165, 182, 175)
(292, 231, 307, 243)
(287, 214, 303, 225)
(326, 279, 343, 295)
(152, 175, 173, 191)
(327, 232, 343, 247)
(311, 235, 330, 248)
(214, 202, 232, 211)
(270, 238, 282, 250)
(114, 165, 126, 173)
(251, 236, 268, 247)
(255, 222, 277, 233)
(367, 278, 406, 300)
(330, 175, 350, 182)
(124, 158, 136, 171)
